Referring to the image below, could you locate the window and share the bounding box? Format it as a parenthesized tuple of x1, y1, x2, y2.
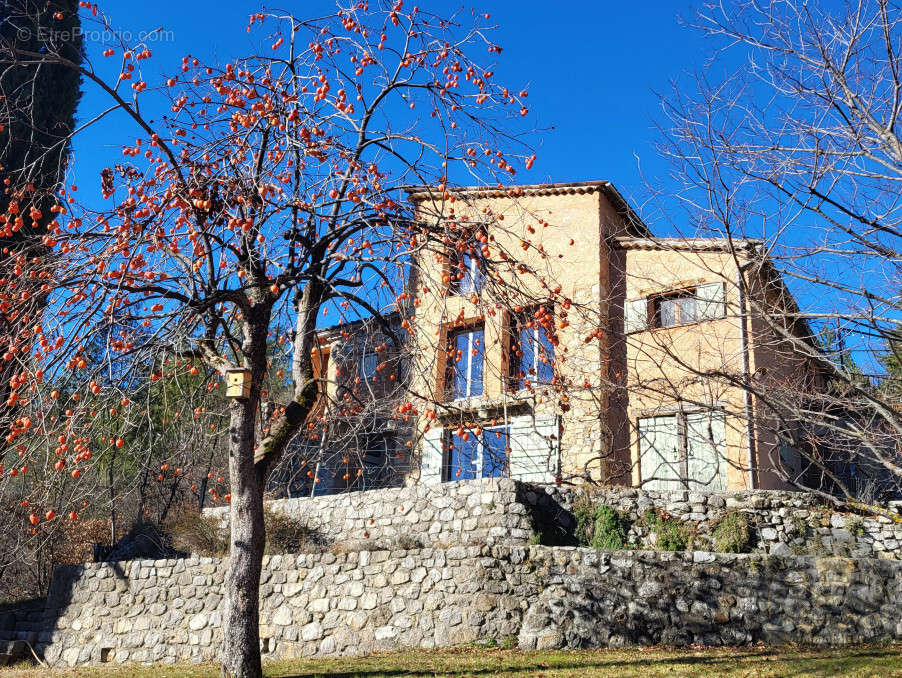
(446, 325, 484, 400)
(449, 251, 485, 295)
(445, 426, 509, 481)
(359, 351, 379, 381)
(364, 433, 394, 468)
(509, 308, 555, 389)
(624, 282, 725, 333)
(361, 433, 395, 488)
(638, 410, 726, 491)
(653, 290, 697, 328)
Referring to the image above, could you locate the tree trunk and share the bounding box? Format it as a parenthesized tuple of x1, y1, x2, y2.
(219, 296, 317, 677)
(220, 397, 265, 678)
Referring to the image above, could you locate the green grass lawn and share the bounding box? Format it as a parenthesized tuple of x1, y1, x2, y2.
(3, 644, 902, 678)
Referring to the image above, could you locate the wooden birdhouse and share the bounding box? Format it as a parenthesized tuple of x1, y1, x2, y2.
(225, 367, 252, 400)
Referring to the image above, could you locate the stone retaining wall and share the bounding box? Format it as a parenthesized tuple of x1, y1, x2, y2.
(526, 485, 902, 558)
(0, 598, 44, 645)
(37, 546, 902, 667)
(206, 480, 902, 559)
(204, 478, 532, 549)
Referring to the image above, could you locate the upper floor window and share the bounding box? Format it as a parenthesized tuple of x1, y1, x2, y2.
(509, 307, 555, 389)
(446, 324, 484, 400)
(653, 290, 697, 328)
(624, 281, 725, 333)
(359, 351, 379, 382)
(449, 251, 485, 295)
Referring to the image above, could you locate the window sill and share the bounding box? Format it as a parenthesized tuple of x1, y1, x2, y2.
(627, 317, 725, 335)
(438, 392, 534, 419)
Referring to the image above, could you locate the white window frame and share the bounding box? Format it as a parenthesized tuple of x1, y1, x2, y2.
(449, 326, 483, 400)
(453, 252, 485, 295)
(515, 320, 554, 387)
(654, 289, 698, 328)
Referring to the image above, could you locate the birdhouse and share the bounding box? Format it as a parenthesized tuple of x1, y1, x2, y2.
(225, 367, 252, 400)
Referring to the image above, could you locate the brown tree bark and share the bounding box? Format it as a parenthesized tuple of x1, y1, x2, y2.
(220, 298, 318, 678)
(221, 396, 266, 678)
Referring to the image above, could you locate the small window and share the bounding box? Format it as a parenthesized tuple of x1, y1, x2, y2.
(652, 289, 697, 328)
(449, 251, 485, 295)
(625, 282, 725, 334)
(445, 324, 485, 400)
(359, 351, 380, 381)
(509, 307, 555, 389)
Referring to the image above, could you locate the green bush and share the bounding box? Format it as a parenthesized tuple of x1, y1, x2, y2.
(572, 495, 596, 546)
(572, 495, 631, 549)
(590, 505, 629, 550)
(641, 509, 690, 552)
(712, 511, 750, 553)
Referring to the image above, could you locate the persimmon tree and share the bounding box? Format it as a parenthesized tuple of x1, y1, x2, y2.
(0, 2, 572, 675)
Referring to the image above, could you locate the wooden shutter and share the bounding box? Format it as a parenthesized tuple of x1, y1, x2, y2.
(420, 426, 445, 483)
(696, 282, 726, 320)
(686, 411, 727, 490)
(638, 416, 682, 491)
(624, 298, 648, 333)
(507, 414, 558, 483)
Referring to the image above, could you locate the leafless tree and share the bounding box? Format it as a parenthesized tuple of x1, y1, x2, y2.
(652, 0, 902, 504)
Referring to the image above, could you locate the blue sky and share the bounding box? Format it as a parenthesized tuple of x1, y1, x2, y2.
(69, 0, 711, 235)
(62, 1, 893, 367)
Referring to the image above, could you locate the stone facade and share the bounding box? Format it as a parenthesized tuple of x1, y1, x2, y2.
(407, 184, 636, 487)
(36, 546, 902, 667)
(401, 182, 826, 493)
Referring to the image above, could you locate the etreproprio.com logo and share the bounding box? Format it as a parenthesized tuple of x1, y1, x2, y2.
(15, 26, 175, 44)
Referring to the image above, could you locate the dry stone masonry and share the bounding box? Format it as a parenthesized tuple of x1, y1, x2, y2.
(12, 478, 902, 667)
(525, 485, 902, 558)
(204, 479, 533, 549)
(206, 479, 902, 559)
(36, 546, 902, 666)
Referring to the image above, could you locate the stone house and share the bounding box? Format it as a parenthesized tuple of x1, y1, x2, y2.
(404, 180, 824, 492)
(288, 180, 830, 495)
(272, 313, 412, 496)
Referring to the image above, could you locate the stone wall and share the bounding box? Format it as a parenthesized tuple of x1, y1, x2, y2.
(205, 479, 902, 559)
(526, 485, 902, 558)
(37, 546, 902, 667)
(204, 478, 533, 549)
(0, 598, 44, 645)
